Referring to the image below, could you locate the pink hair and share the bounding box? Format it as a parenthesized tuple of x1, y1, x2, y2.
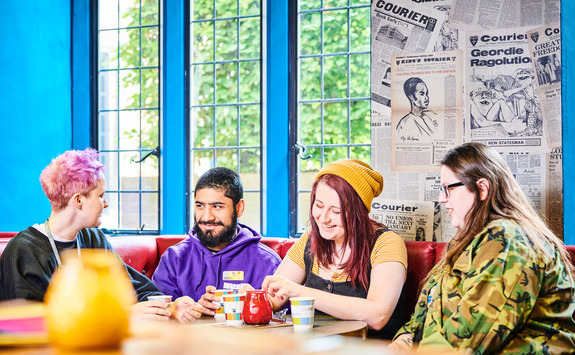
(40, 148, 105, 211)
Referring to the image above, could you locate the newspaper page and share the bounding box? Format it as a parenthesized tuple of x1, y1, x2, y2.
(371, 108, 392, 173)
(371, 114, 421, 201)
(370, 197, 435, 241)
(372, 114, 442, 201)
(546, 147, 563, 240)
(501, 150, 546, 212)
(438, 204, 457, 242)
(527, 23, 562, 149)
(463, 27, 546, 150)
(416, 0, 459, 51)
(371, 114, 445, 242)
(370, 0, 447, 114)
(390, 50, 464, 171)
(449, 0, 560, 30)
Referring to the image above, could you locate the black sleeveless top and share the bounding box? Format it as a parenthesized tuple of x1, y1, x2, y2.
(302, 229, 408, 339)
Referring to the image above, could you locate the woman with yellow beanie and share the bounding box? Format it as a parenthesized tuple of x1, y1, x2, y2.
(262, 159, 408, 338)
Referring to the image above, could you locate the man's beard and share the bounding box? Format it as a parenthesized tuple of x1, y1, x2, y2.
(194, 211, 238, 249)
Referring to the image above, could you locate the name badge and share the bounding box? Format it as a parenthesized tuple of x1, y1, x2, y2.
(223, 271, 244, 281)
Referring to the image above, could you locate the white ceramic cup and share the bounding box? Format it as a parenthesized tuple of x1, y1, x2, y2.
(289, 297, 315, 332)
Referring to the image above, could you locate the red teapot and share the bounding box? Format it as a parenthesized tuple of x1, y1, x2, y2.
(242, 290, 273, 325)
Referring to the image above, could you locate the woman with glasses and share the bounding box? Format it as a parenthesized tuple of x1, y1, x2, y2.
(392, 142, 575, 353)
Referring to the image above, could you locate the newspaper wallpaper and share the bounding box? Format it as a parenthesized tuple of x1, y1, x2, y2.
(369, 0, 563, 242)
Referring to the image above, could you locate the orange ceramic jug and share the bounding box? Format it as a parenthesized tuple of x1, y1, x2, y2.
(45, 249, 136, 349)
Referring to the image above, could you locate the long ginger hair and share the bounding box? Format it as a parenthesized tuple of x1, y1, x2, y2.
(308, 174, 385, 290)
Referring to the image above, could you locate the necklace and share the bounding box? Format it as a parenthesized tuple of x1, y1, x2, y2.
(44, 219, 81, 268)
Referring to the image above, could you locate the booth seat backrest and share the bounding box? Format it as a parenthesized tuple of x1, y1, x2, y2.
(404, 241, 438, 314)
(108, 235, 160, 279)
(156, 235, 188, 260)
(1, 231, 575, 314)
(0, 232, 17, 239)
(129, 235, 297, 278)
(434, 242, 448, 261)
(0, 234, 297, 280)
(153, 235, 295, 262)
(261, 237, 294, 257)
(0, 232, 17, 257)
(0, 241, 10, 256)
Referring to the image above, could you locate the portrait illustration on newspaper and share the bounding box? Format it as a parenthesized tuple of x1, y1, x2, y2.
(395, 77, 439, 141)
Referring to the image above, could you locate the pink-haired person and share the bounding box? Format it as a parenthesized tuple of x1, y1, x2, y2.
(0, 148, 204, 322)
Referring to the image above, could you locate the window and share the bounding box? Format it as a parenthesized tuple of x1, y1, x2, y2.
(189, 0, 262, 228)
(93, 0, 372, 235)
(295, 0, 372, 232)
(96, 0, 161, 233)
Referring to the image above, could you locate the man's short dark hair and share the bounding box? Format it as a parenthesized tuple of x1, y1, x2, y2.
(194, 167, 243, 205)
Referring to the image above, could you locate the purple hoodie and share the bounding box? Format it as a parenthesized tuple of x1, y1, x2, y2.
(152, 223, 282, 301)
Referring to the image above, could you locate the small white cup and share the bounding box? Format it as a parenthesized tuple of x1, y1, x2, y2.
(223, 293, 246, 326)
(148, 295, 173, 308)
(290, 297, 315, 332)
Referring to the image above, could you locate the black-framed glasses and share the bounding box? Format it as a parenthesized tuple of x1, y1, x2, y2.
(439, 182, 464, 199)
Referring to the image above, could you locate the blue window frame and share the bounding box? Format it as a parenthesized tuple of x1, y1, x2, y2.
(92, 0, 294, 236)
(188, 0, 263, 229)
(94, 0, 161, 234)
(294, 0, 372, 233)
(562, 5, 574, 245)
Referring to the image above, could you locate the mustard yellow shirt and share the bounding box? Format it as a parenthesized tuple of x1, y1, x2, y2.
(287, 229, 407, 282)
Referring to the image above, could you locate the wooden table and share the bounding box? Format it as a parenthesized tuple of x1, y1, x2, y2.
(122, 314, 370, 355)
(0, 303, 454, 354)
(0, 302, 368, 355)
(189, 314, 368, 339)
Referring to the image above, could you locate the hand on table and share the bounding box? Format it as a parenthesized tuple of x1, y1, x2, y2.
(131, 300, 171, 321)
(170, 296, 205, 323)
(388, 333, 414, 351)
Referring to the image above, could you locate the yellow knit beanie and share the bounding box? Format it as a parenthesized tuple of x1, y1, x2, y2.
(315, 159, 383, 212)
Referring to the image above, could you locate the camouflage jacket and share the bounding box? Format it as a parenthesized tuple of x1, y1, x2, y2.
(396, 219, 575, 354)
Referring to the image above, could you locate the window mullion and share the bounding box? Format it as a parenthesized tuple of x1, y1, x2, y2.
(262, 0, 290, 237)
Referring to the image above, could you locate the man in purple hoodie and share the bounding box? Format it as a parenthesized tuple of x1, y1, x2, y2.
(152, 167, 282, 310)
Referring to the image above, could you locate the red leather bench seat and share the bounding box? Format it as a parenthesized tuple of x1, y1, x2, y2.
(0, 232, 16, 257)
(156, 235, 189, 260)
(261, 237, 292, 257)
(108, 235, 160, 279)
(0, 232, 17, 239)
(404, 241, 437, 314)
(1, 232, 574, 316)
